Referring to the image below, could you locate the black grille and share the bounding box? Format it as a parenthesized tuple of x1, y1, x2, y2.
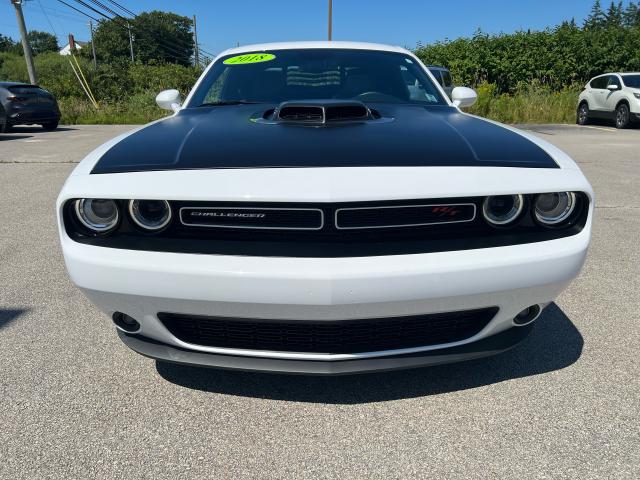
(336, 203, 476, 229)
(157, 307, 498, 354)
(180, 207, 323, 230)
(278, 106, 324, 122)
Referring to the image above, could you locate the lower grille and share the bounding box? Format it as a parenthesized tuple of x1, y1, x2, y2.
(157, 307, 498, 354)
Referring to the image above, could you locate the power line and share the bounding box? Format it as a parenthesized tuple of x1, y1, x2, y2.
(105, 0, 135, 17)
(36, 0, 59, 37)
(58, 0, 208, 66)
(56, 0, 101, 22)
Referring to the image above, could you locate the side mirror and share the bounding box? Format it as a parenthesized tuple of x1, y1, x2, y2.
(607, 84, 619, 91)
(451, 86, 478, 108)
(156, 89, 182, 112)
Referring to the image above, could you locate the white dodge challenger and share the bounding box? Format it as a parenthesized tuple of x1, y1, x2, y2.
(57, 42, 593, 374)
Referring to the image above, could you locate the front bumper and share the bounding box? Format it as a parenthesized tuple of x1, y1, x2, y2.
(62, 224, 590, 372)
(119, 323, 534, 374)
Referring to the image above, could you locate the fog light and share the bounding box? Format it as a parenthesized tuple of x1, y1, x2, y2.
(513, 305, 541, 326)
(112, 312, 140, 333)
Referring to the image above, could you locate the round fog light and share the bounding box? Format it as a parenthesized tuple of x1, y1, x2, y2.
(534, 192, 576, 226)
(112, 312, 140, 333)
(482, 194, 524, 226)
(75, 198, 119, 233)
(513, 305, 541, 326)
(129, 199, 172, 231)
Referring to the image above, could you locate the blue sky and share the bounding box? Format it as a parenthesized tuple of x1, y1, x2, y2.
(0, 1, 622, 57)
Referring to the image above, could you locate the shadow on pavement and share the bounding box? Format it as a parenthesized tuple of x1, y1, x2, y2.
(0, 134, 33, 141)
(4, 126, 77, 133)
(0, 308, 28, 329)
(156, 303, 583, 403)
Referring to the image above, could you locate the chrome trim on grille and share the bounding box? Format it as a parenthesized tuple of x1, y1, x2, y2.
(334, 203, 477, 230)
(179, 207, 325, 230)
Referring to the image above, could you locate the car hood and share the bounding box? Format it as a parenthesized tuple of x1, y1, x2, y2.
(90, 104, 557, 174)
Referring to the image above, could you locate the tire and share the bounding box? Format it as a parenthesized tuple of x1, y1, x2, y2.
(615, 103, 630, 129)
(41, 121, 58, 131)
(576, 103, 590, 125)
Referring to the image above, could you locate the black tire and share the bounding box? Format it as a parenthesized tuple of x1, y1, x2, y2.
(42, 121, 59, 131)
(576, 103, 590, 125)
(615, 103, 630, 129)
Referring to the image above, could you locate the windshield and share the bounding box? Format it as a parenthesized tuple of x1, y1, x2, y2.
(622, 74, 640, 88)
(189, 49, 447, 107)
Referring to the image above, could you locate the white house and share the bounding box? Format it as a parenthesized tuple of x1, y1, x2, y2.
(59, 41, 87, 56)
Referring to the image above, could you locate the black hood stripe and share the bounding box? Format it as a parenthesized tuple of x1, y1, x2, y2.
(91, 104, 557, 174)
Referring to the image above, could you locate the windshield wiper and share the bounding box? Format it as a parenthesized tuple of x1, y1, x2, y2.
(198, 100, 260, 107)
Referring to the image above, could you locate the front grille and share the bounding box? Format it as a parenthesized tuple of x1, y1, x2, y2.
(336, 203, 476, 229)
(157, 307, 498, 354)
(179, 206, 323, 230)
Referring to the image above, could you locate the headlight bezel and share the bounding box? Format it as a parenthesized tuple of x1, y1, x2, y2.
(533, 192, 577, 226)
(481, 194, 525, 227)
(128, 199, 173, 232)
(74, 198, 120, 234)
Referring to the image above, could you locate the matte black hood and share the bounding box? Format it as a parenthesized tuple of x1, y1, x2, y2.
(91, 104, 557, 174)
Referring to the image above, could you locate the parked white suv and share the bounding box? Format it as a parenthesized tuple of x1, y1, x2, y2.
(577, 73, 640, 128)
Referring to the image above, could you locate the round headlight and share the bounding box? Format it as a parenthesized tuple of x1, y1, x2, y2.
(75, 199, 119, 232)
(534, 192, 576, 225)
(482, 194, 524, 226)
(128, 200, 172, 231)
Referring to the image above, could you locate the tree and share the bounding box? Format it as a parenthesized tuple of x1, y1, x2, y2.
(92, 11, 194, 66)
(605, 1, 624, 27)
(27, 31, 59, 55)
(623, 2, 640, 27)
(0, 34, 20, 54)
(584, 0, 607, 29)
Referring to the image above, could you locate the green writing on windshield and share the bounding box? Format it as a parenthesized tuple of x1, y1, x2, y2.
(223, 53, 276, 65)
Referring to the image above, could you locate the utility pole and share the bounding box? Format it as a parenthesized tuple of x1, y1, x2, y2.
(10, 0, 37, 84)
(192, 14, 199, 68)
(127, 23, 134, 62)
(88, 20, 97, 68)
(328, 0, 332, 41)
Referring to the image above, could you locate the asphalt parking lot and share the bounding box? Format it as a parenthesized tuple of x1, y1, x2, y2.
(1, 124, 639, 479)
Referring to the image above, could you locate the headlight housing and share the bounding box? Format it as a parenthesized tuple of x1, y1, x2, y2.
(482, 194, 524, 226)
(534, 192, 576, 225)
(634, 92, 640, 99)
(74, 199, 119, 233)
(128, 199, 172, 231)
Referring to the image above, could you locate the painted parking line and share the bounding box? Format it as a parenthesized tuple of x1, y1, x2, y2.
(579, 125, 616, 132)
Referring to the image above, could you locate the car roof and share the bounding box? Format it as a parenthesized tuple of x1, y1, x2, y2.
(0, 82, 38, 87)
(218, 41, 410, 57)
(592, 73, 640, 78)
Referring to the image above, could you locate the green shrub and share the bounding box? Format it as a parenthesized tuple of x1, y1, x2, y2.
(465, 81, 581, 124)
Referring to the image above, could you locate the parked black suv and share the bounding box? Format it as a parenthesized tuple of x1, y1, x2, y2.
(0, 82, 61, 130)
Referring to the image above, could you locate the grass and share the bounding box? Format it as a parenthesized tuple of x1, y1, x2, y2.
(466, 82, 581, 124)
(57, 84, 582, 125)
(58, 91, 169, 125)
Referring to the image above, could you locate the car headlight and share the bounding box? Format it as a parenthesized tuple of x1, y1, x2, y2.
(482, 194, 524, 226)
(129, 199, 172, 231)
(75, 199, 119, 232)
(534, 192, 576, 225)
(634, 92, 640, 99)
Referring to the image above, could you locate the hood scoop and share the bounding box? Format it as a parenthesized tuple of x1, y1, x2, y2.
(275, 100, 371, 124)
